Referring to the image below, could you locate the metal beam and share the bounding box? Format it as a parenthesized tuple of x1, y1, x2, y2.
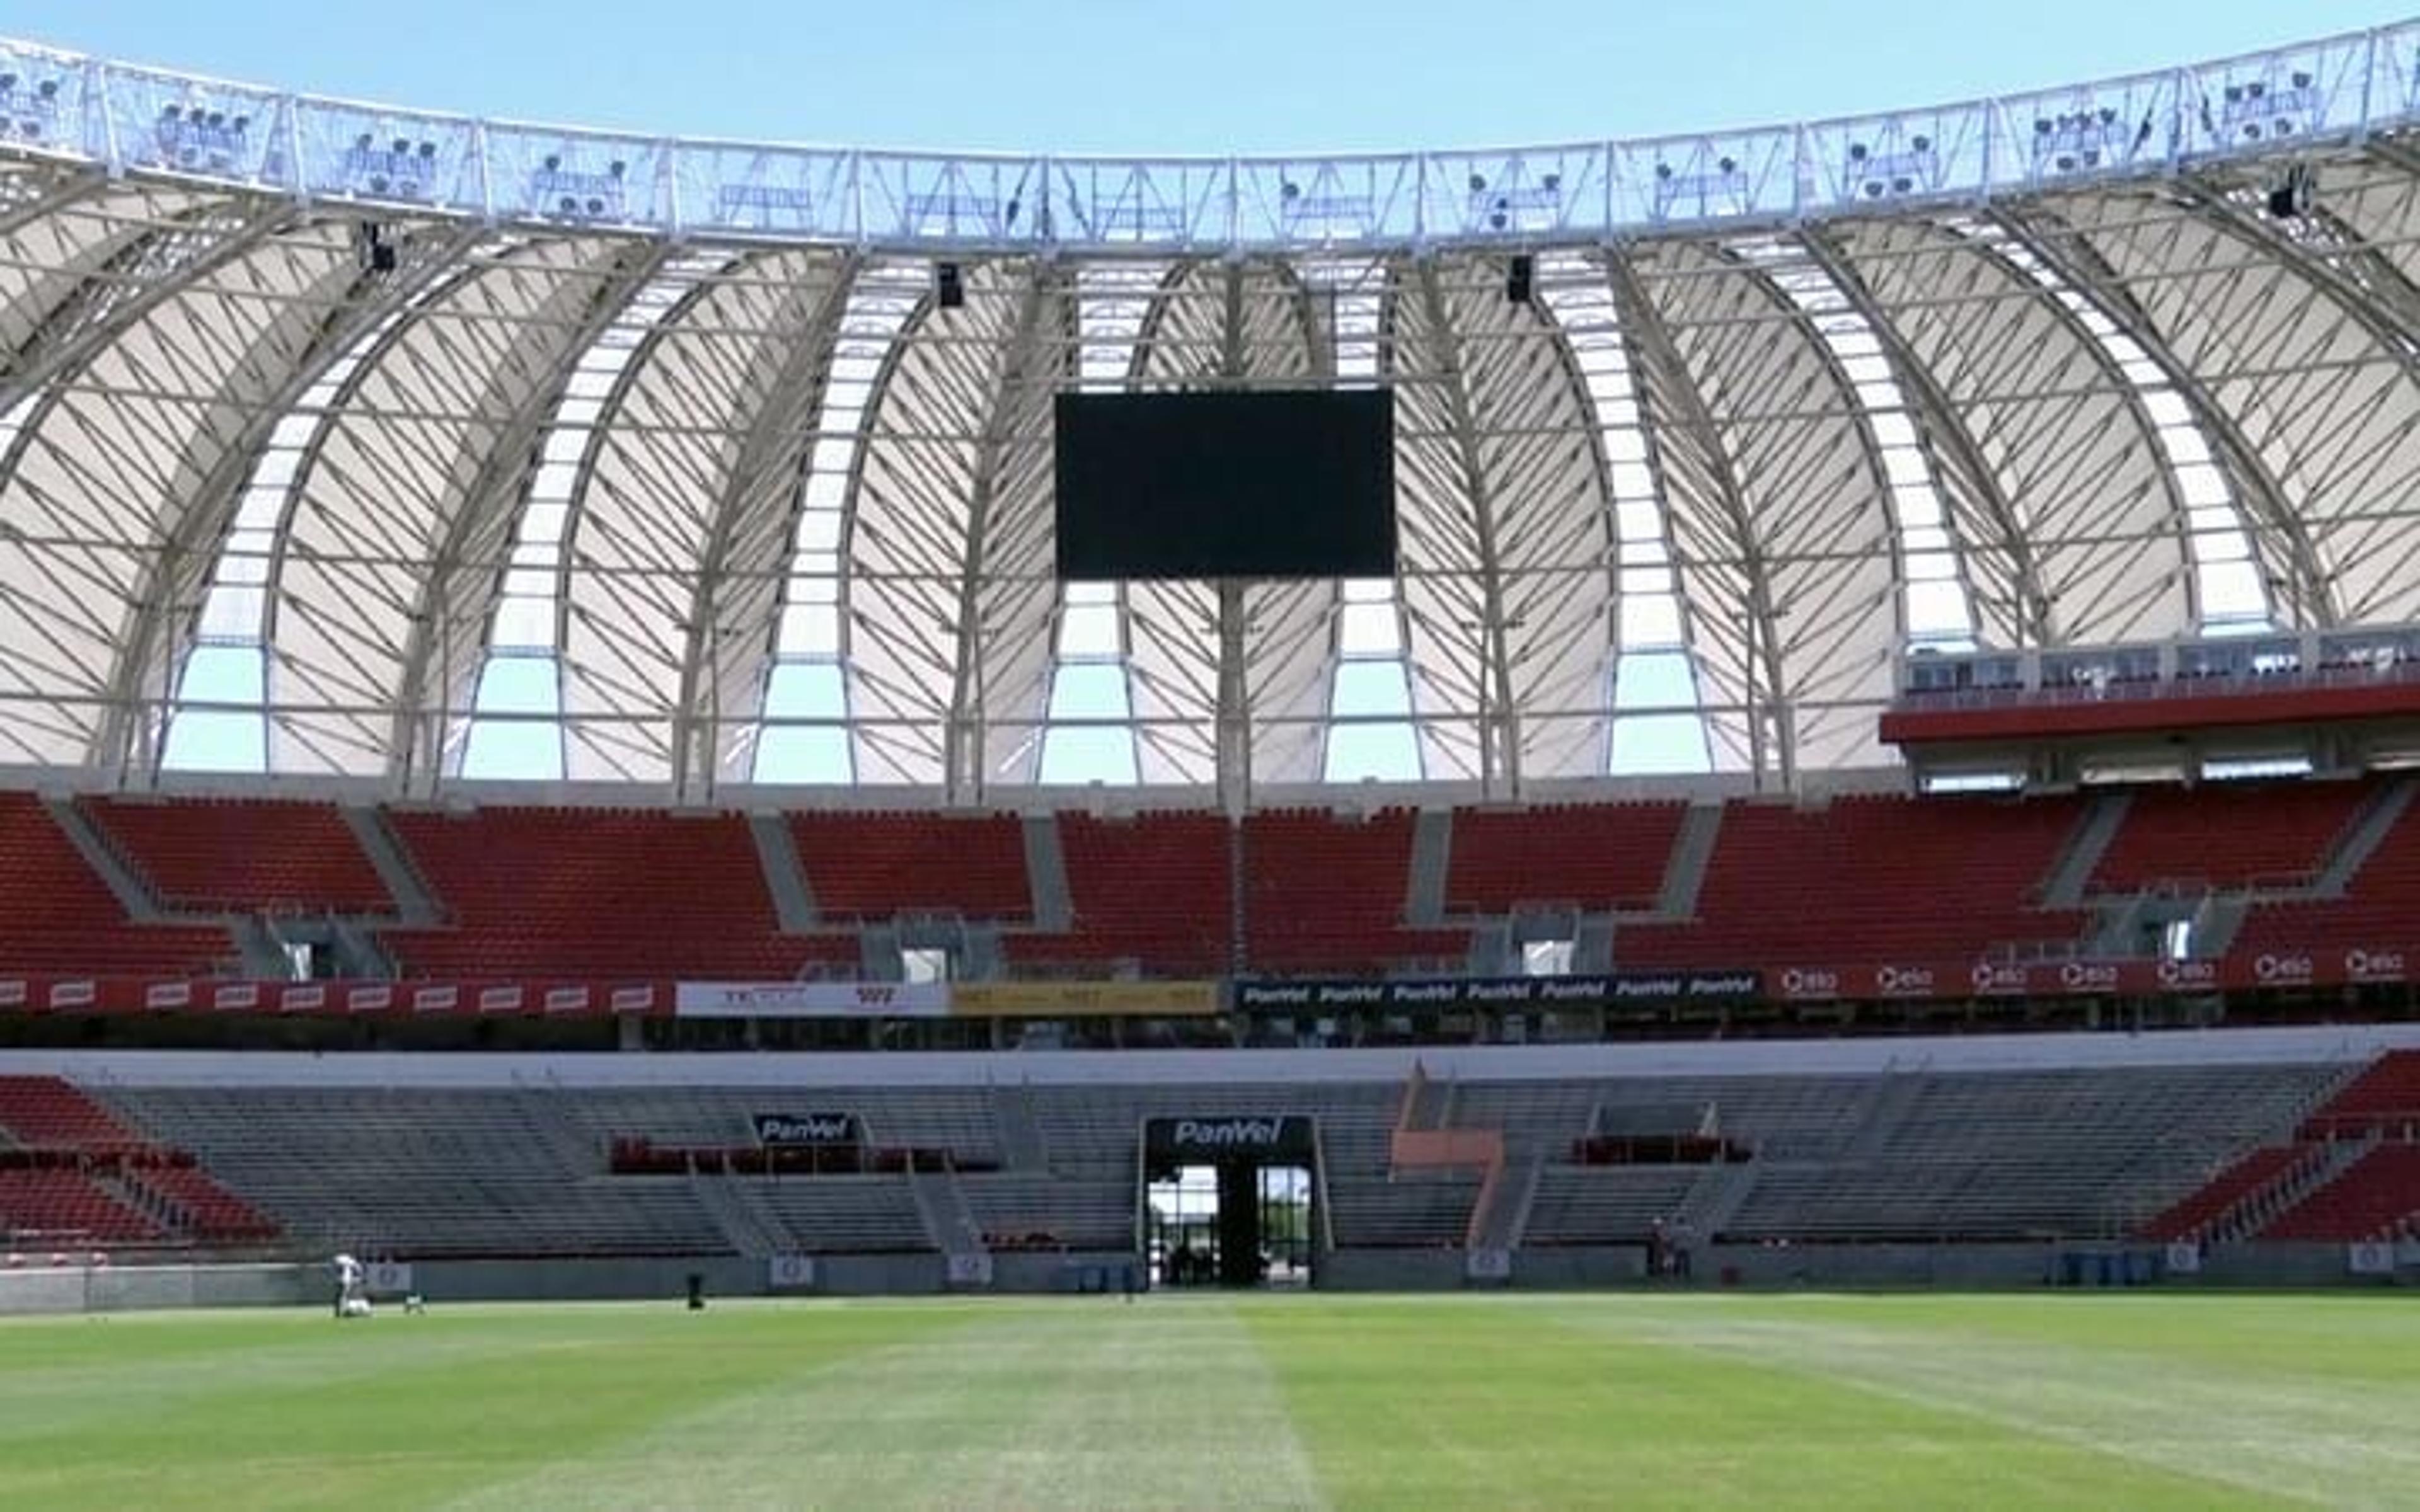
(1602, 249, 1792, 788)
(1992, 205, 2337, 628)
(944, 266, 1059, 806)
(0, 199, 297, 416)
(97, 221, 491, 784)
(2176, 173, 2420, 364)
(0, 165, 110, 245)
(386, 239, 678, 795)
(1799, 227, 2054, 646)
(1412, 258, 1521, 799)
(667, 251, 860, 802)
(1214, 261, 1252, 814)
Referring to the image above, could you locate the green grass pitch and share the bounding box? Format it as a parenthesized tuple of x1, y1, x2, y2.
(4, 1291, 2416, 1509)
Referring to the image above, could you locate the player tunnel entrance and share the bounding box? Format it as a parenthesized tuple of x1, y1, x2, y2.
(1141, 1116, 1319, 1290)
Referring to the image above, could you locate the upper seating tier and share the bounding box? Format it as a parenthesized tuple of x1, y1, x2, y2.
(0, 796, 229, 975)
(1445, 803, 1684, 915)
(382, 808, 836, 980)
(2093, 781, 2368, 893)
(790, 811, 1031, 922)
(1618, 794, 2090, 969)
(83, 797, 392, 915)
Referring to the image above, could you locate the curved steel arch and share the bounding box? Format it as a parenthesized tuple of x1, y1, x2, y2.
(668, 251, 861, 801)
(98, 219, 491, 784)
(1996, 201, 2338, 628)
(386, 238, 678, 794)
(1797, 226, 2053, 648)
(1601, 250, 1790, 786)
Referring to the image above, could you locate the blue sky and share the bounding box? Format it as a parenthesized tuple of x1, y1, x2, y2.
(21, 1, 2418, 154)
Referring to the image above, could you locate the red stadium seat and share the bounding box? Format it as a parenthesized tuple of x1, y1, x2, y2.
(82, 796, 393, 914)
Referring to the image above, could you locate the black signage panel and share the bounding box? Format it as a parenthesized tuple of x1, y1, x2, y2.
(1230, 971, 1762, 1013)
(752, 1112, 859, 1147)
(1144, 1115, 1318, 1164)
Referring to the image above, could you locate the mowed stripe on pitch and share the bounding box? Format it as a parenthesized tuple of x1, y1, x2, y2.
(1249, 1295, 2277, 1510)
(442, 1299, 1327, 1512)
(1598, 1300, 2420, 1510)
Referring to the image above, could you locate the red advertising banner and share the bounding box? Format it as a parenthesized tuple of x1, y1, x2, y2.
(0, 978, 671, 1018)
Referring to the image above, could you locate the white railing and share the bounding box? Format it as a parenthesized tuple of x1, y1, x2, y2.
(0, 25, 2411, 251)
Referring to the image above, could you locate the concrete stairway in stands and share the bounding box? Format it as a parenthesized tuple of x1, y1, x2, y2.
(1470, 1152, 1543, 1251)
(747, 813, 818, 932)
(2313, 777, 2420, 898)
(1021, 815, 1074, 932)
(2039, 793, 2130, 908)
(1844, 1064, 1933, 1159)
(338, 806, 441, 925)
(909, 1166, 988, 1261)
(42, 797, 163, 921)
(1675, 1161, 1760, 1239)
(690, 1174, 788, 1257)
(1654, 802, 1724, 919)
(1405, 810, 1453, 926)
(993, 1083, 1051, 1172)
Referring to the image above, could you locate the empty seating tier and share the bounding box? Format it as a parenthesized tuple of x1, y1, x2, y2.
(2092, 781, 2367, 893)
(83, 797, 393, 914)
(381, 807, 809, 978)
(1618, 794, 2089, 968)
(1243, 809, 1466, 973)
(0, 794, 229, 975)
(2259, 1145, 2420, 1241)
(1445, 803, 1684, 915)
(1018, 812, 1234, 975)
(0, 1075, 153, 1154)
(2235, 797, 2420, 958)
(0, 1169, 159, 1246)
(790, 811, 1031, 922)
(2139, 1146, 2303, 1242)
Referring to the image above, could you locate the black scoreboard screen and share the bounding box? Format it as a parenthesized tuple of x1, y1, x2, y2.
(1053, 388, 1396, 581)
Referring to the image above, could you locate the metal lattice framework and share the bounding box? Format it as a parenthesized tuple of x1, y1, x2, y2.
(5, 26, 2420, 805)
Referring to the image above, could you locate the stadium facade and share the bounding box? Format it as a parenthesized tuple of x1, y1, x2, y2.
(2, 28, 2419, 803)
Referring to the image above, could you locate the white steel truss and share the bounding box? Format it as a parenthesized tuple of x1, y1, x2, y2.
(1, 29, 2419, 803)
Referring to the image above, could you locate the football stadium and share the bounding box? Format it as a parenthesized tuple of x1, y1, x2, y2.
(4, 11, 2420, 1506)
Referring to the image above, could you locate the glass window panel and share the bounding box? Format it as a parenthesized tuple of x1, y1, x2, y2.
(1339, 600, 1402, 656)
(1058, 602, 1122, 658)
(1619, 595, 1684, 651)
(161, 709, 267, 774)
(1609, 711, 1712, 776)
(1332, 658, 1413, 716)
(776, 605, 843, 656)
(1323, 720, 1421, 783)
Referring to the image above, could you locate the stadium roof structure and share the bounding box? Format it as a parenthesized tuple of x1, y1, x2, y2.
(1, 26, 2419, 806)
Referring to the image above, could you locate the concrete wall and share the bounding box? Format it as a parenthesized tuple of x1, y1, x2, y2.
(1318, 1249, 1469, 1290)
(0, 1262, 315, 1315)
(3, 1243, 2407, 1315)
(1511, 1246, 1651, 1288)
(9, 1021, 2417, 1094)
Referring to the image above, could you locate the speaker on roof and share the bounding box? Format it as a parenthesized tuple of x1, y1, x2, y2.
(1505, 254, 1534, 305)
(936, 261, 964, 309)
(2267, 163, 2314, 220)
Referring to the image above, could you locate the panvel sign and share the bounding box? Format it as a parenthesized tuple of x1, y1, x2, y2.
(1144, 1115, 1317, 1164)
(1231, 972, 1761, 1012)
(751, 1113, 860, 1147)
(673, 982, 949, 1019)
